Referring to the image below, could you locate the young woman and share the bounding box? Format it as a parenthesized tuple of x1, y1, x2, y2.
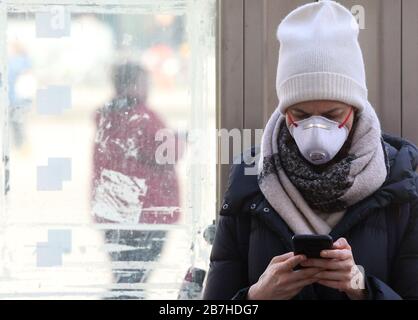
(203, 1, 418, 300)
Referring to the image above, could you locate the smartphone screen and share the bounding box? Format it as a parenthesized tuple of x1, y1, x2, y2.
(292, 234, 333, 259)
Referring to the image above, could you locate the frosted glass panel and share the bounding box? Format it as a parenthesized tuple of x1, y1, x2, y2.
(0, 0, 216, 299)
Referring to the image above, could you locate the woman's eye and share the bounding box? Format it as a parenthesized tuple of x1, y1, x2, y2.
(294, 113, 309, 119)
(324, 113, 340, 120)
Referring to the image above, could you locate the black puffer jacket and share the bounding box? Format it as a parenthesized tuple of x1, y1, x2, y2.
(203, 133, 418, 300)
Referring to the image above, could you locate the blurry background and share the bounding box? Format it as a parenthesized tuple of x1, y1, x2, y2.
(0, 0, 216, 299)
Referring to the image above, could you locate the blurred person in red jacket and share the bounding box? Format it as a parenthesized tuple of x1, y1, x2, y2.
(91, 62, 184, 299)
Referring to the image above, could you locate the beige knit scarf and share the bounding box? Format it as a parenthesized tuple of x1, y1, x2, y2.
(257, 102, 388, 234)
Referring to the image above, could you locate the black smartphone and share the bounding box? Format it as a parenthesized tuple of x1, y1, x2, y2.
(292, 234, 333, 259)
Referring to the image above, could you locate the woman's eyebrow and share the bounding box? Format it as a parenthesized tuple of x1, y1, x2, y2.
(292, 108, 309, 113)
(322, 108, 344, 114)
(291, 107, 346, 114)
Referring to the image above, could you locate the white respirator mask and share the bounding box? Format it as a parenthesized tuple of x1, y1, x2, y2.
(287, 107, 353, 165)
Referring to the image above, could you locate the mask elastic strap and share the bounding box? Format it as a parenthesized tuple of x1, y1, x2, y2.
(287, 111, 298, 127)
(338, 107, 353, 128)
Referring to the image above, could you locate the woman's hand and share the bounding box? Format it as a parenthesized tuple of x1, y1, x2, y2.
(247, 252, 322, 300)
(299, 237, 367, 300)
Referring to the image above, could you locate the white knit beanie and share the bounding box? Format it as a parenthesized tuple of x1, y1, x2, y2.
(276, 0, 368, 114)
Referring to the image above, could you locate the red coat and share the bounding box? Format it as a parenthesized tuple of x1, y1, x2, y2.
(91, 98, 182, 224)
